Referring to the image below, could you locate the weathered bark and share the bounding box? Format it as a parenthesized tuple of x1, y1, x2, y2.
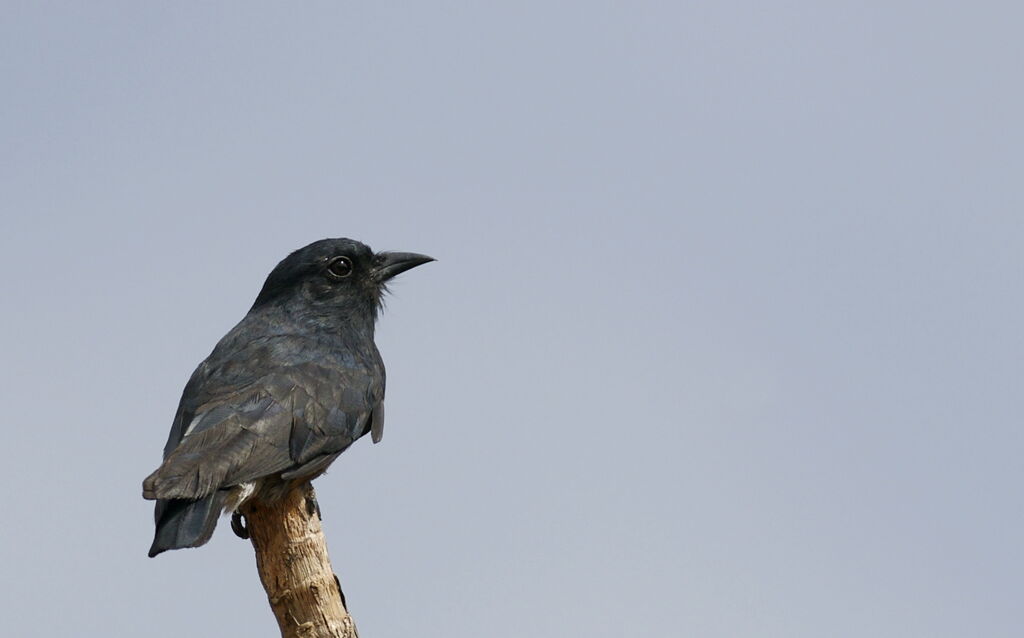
(241, 483, 359, 638)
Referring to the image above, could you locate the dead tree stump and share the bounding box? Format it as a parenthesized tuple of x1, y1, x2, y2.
(240, 483, 359, 638)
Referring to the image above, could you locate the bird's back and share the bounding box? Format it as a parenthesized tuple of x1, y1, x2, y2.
(144, 311, 384, 555)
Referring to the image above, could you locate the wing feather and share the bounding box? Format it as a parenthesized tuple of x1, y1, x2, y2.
(143, 332, 382, 502)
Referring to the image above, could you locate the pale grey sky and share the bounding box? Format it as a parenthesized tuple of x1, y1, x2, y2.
(2, 3, 1022, 637)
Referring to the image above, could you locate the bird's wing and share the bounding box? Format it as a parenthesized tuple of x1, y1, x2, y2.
(143, 335, 381, 501)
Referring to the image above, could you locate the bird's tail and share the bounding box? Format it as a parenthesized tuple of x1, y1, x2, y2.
(148, 490, 229, 558)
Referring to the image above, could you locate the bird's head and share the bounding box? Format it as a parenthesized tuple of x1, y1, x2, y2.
(251, 238, 434, 326)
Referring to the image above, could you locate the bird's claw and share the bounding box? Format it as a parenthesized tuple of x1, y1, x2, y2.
(305, 490, 322, 520)
(231, 512, 250, 539)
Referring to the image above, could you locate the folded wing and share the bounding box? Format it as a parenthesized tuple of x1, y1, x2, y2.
(143, 359, 378, 502)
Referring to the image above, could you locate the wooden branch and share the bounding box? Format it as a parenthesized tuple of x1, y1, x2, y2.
(240, 483, 359, 638)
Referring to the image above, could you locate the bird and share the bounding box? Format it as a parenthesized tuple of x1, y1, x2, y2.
(142, 238, 433, 557)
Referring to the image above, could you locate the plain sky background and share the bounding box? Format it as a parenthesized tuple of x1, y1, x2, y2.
(2, 3, 1021, 637)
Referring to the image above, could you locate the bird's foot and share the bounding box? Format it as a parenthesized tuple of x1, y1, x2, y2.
(305, 488, 322, 520)
(231, 512, 250, 539)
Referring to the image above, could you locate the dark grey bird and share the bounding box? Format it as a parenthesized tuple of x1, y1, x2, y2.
(142, 238, 433, 557)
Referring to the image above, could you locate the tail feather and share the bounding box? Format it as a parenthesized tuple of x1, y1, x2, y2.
(148, 491, 229, 558)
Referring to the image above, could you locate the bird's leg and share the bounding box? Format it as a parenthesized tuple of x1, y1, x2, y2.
(231, 511, 250, 539)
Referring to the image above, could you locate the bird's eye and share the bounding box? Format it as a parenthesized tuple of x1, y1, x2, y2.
(326, 256, 354, 280)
